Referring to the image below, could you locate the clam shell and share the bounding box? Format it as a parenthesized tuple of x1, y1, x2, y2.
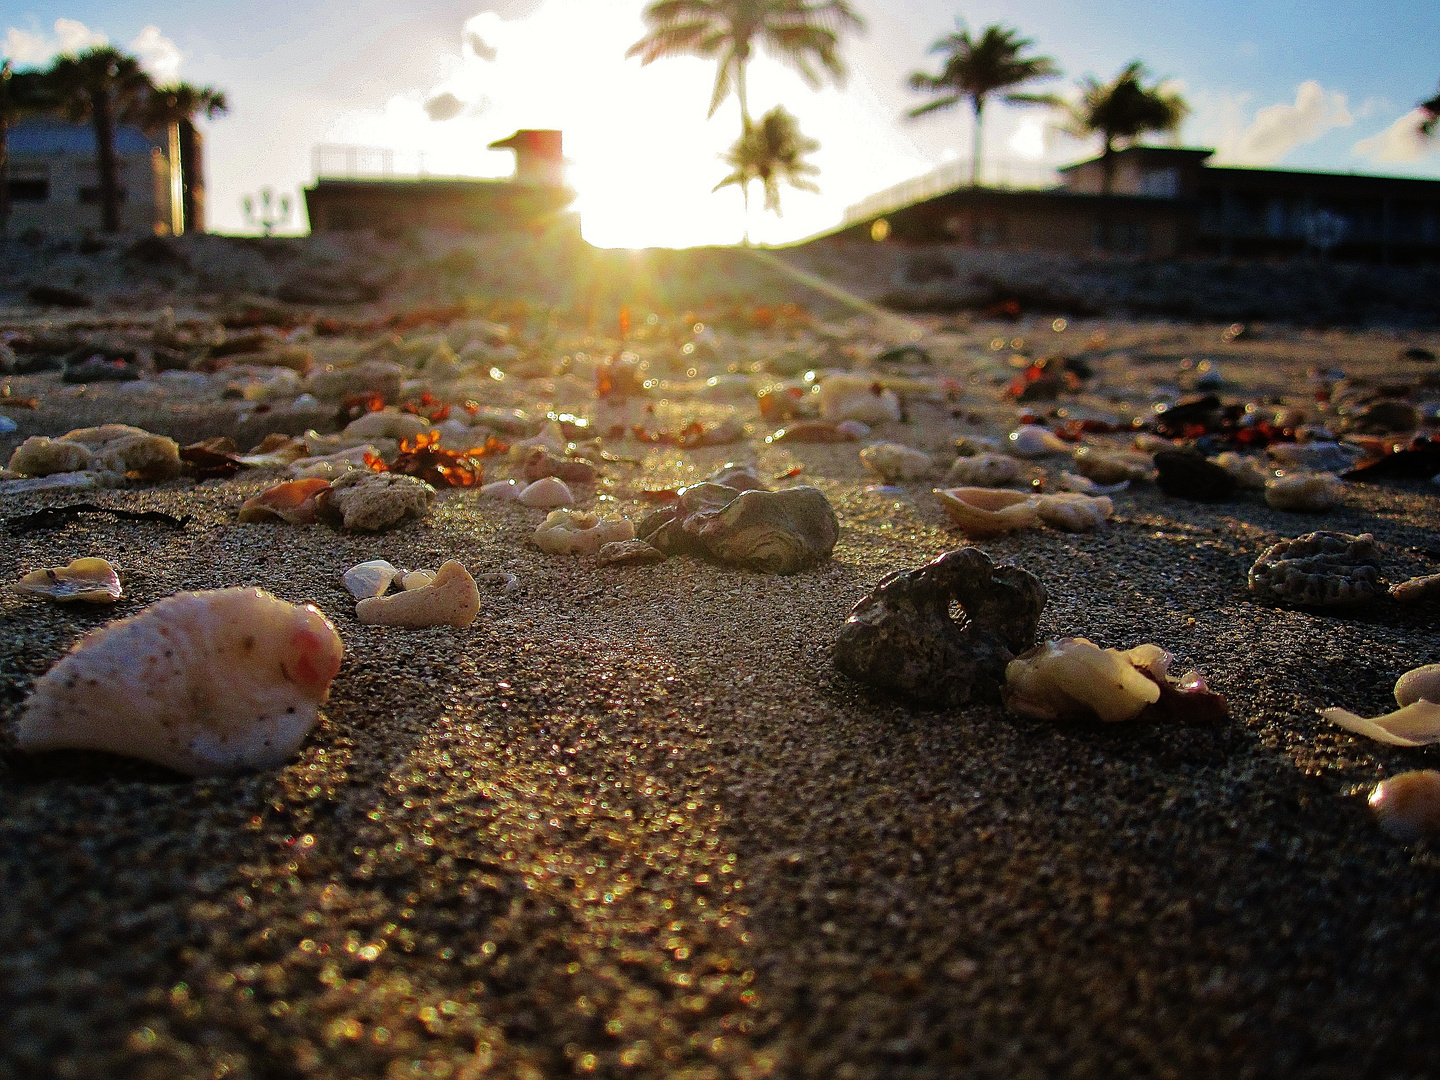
(14, 587, 344, 775)
(934, 487, 1040, 538)
(355, 560, 479, 628)
(342, 559, 400, 599)
(14, 557, 122, 603)
(481, 479, 522, 499)
(1369, 770, 1440, 841)
(239, 478, 331, 524)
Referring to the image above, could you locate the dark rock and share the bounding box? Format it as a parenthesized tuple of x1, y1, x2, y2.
(27, 284, 93, 308)
(1152, 394, 1222, 439)
(1248, 531, 1383, 608)
(595, 539, 667, 567)
(124, 235, 190, 269)
(63, 356, 141, 383)
(1401, 346, 1436, 362)
(1343, 435, 1440, 481)
(833, 548, 1047, 708)
(13, 353, 64, 374)
(1154, 450, 1236, 502)
(1346, 399, 1421, 435)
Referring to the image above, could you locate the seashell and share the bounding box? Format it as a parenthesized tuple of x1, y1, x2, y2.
(1264, 471, 1343, 512)
(934, 487, 1040, 538)
(481, 478, 522, 499)
(342, 559, 400, 599)
(400, 569, 436, 590)
(288, 444, 384, 480)
(1034, 492, 1113, 532)
(1154, 450, 1235, 501)
(1006, 425, 1068, 458)
(833, 547, 1046, 708)
(816, 374, 901, 425)
(836, 419, 871, 440)
(7, 435, 92, 477)
(518, 476, 574, 508)
(860, 442, 933, 482)
(1320, 701, 1440, 746)
(1368, 771, 1440, 841)
(1248, 530, 1382, 608)
(522, 447, 598, 484)
(1268, 441, 1364, 473)
(1058, 471, 1127, 496)
(948, 452, 1022, 487)
(239, 478, 332, 525)
(1004, 638, 1163, 723)
(596, 538, 667, 567)
(355, 560, 480, 628)
(14, 557, 122, 603)
(1071, 446, 1153, 485)
(1395, 663, 1440, 707)
(14, 587, 344, 776)
(533, 509, 635, 555)
(63, 425, 180, 481)
(343, 407, 431, 441)
(316, 470, 434, 531)
(1213, 451, 1269, 490)
(1391, 572, 1440, 604)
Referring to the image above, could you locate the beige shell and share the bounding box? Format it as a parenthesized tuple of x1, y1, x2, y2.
(355, 560, 479, 628)
(1004, 637, 1165, 724)
(1264, 471, 1343, 512)
(533, 510, 635, 555)
(1395, 663, 1440, 707)
(934, 487, 1040, 538)
(948, 452, 1022, 488)
(14, 587, 344, 776)
(1034, 492, 1113, 532)
(14, 557, 122, 603)
(859, 443, 933, 482)
(1369, 770, 1440, 841)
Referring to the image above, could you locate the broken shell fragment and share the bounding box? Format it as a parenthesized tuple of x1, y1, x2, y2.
(833, 547, 1046, 708)
(1264, 471, 1343, 512)
(1248, 531, 1383, 608)
(934, 487, 1040, 538)
(1007, 425, 1068, 458)
(518, 476, 575, 508)
(239, 478, 332, 525)
(1071, 447, 1152, 485)
(947, 452, 1022, 487)
(14, 557, 122, 603)
(1369, 770, 1440, 841)
(355, 560, 480, 628)
(860, 442, 933, 482)
(342, 559, 401, 599)
(533, 509, 635, 555)
(14, 587, 344, 776)
(1321, 701, 1440, 746)
(400, 569, 436, 590)
(1034, 492, 1113, 532)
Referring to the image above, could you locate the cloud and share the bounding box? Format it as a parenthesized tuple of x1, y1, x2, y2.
(1354, 109, 1439, 163)
(465, 31, 498, 61)
(53, 18, 107, 55)
(130, 25, 183, 86)
(424, 91, 466, 121)
(2, 28, 51, 64)
(1212, 81, 1352, 166)
(3, 18, 107, 63)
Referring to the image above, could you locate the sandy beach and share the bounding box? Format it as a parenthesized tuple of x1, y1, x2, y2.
(3, 234, 1440, 1079)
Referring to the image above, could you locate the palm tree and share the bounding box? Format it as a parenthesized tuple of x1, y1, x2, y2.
(44, 47, 155, 232)
(627, 0, 865, 129)
(906, 22, 1059, 187)
(1, 61, 56, 235)
(713, 104, 820, 242)
(144, 83, 229, 233)
(1420, 84, 1440, 137)
(1064, 61, 1189, 195)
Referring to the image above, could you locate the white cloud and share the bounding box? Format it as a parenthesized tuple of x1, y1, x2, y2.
(53, 18, 107, 55)
(1211, 80, 1352, 166)
(130, 25, 184, 86)
(1354, 109, 1439, 163)
(3, 28, 51, 64)
(3, 18, 107, 63)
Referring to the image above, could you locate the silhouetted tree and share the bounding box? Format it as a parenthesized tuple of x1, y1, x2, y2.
(144, 83, 229, 233)
(1064, 61, 1189, 194)
(627, 0, 864, 129)
(713, 104, 820, 242)
(1, 60, 56, 235)
(1420, 84, 1440, 137)
(45, 47, 154, 232)
(906, 21, 1059, 186)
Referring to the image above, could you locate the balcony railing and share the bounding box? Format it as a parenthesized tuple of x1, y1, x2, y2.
(842, 158, 1061, 225)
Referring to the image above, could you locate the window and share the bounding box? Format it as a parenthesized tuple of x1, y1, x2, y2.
(8, 178, 49, 202)
(1138, 168, 1179, 198)
(78, 186, 127, 205)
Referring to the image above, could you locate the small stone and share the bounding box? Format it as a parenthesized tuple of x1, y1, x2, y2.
(518, 476, 574, 508)
(1391, 572, 1440, 604)
(595, 539, 667, 567)
(1154, 450, 1236, 501)
(317, 470, 434, 531)
(1006, 425, 1068, 458)
(356, 560, 480, 628)
(860, 442, 933, 481)
(522, 447, 598, 484)
(816, 373, 901, 424)
(63, 425, 181, 481)
(947, 452, 1022, 487)
(342, 559, 401, 599)
(1395, 664, 1440, 707)
(1269, 442, 1364, 473)
(1071, 446, 1153, 485)
(1265, 471, 1343, 512)
(1369, 771, 1440, 841)
(1249, 530, 1383, 608)
(481, 479, 522, 499)
(343, 407, 431, 441)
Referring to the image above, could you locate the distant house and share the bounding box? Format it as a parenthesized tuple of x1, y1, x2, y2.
(303, 129, 576, 234)
(837, 146, 1440, 263)
(7, 119, 179, 235)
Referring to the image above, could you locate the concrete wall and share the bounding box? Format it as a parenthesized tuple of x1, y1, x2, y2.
(8, 140, 174, 235)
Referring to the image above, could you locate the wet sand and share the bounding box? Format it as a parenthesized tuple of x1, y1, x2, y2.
(3, 242, 1440, 1079)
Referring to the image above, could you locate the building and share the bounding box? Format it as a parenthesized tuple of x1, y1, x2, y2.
(836, 146, 1440, 263)
(303, 129, 575, 234)
(6, 119, 178, 235)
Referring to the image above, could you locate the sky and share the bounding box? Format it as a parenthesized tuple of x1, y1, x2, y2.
(4, 0, 1439, 247)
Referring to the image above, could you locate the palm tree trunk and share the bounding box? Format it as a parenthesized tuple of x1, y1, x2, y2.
(0, 117, 11, 237)
(970, 98, 984, 187)
(93, 89, 121, 232)
(736, 61, 751, 130)
(1101, 136, 1115, 197)
(741, 182, 751, 246)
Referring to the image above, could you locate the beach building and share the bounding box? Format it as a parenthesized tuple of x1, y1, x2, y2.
(839, 146, 1440, 263)
(303, 129, 576, 234)
(6, 119, 179, 236)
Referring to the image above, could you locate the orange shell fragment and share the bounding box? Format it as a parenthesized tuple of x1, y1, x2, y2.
(238, 478, 333, 525)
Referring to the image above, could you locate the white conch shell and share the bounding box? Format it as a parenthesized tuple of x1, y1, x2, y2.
(934, 487, 1040, 538)
(14, 587, 344, 775)
(1004, 638, 1165, 723)
(533, 510, 635, 555)
(14, 557, 122, 603)
(355, 560, 480, 628)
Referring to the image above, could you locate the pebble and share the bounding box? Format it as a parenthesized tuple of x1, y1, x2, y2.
(518, 476, 575, 508)
(1154, 450, 1236, 501)
(356, 560, 480, 628)
(342, 559, 401, 599)
(1395, 664, 1440, 707)
(343, 407, 431, 441)
(481, 478, 522, 499)
(595, 538, 667, 567)
(1391, 572, 1440, 604)
(1007, 425, 1068, 458)
(816, 373, 901, 424)
(1264, 471, 1343, 512)
(1369, 771, 1440, 840)
(0, 415, 15, 433)
(859, 442, 933, 482)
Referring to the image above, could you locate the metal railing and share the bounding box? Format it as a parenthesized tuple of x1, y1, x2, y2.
(842, 158, 1061, 225)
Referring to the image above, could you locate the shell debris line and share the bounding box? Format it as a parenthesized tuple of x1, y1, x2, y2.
(14, 588, 343, 775)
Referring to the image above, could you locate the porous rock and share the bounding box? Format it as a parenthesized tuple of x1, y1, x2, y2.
(833, 547, 1046, 708)
(1248, 530, 1383, 608)
(317, 470, 434, 531)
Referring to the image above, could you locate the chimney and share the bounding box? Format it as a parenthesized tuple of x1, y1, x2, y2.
(487, 129, 564, 186)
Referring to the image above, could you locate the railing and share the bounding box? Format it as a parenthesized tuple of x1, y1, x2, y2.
(842, 158, 1061, 225)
